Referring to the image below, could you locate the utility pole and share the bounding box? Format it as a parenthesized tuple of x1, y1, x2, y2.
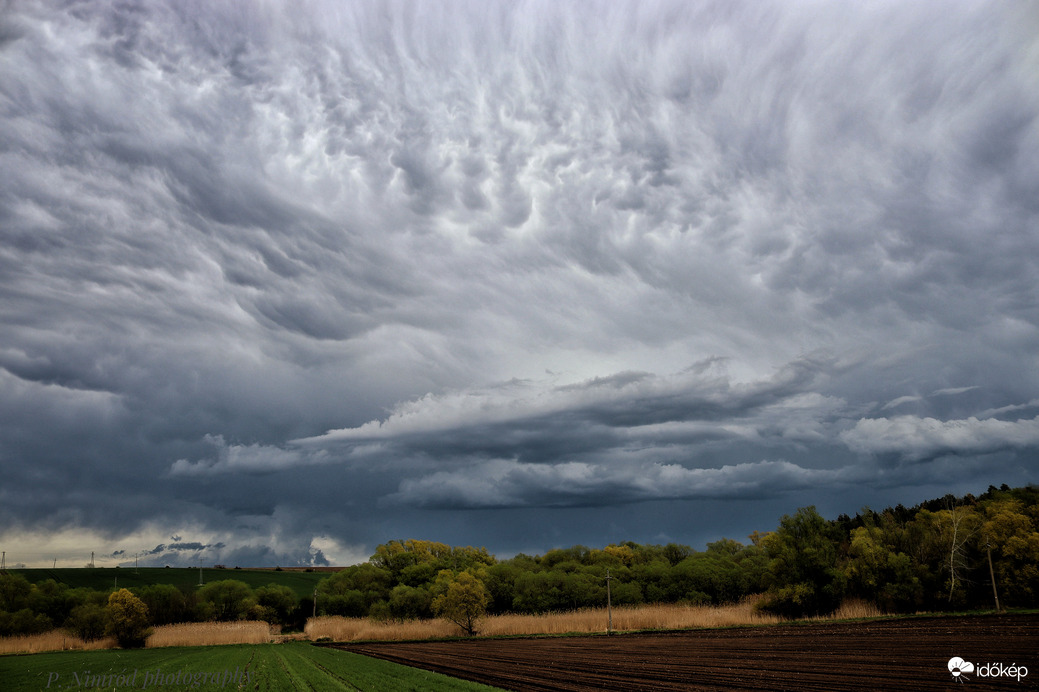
(986, 542, 1001, 613)
(90, 551, 95, 568)
(199, 566, 204, 586)
(605, 569, 613, 635)
(135, 552, 139, 574)
(312, 588, 317, 619)
(1, 551, 5, 571)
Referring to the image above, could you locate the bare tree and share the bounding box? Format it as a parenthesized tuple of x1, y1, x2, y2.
(939, 504, 978, 604)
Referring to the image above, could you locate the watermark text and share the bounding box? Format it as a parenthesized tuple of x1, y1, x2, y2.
(45, 667, 254, 689)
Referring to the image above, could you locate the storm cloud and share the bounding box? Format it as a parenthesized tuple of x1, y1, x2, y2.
(1, 0, 1037, 566)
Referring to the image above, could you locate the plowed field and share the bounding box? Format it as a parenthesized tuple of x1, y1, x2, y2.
(335, 614, 1038, 691)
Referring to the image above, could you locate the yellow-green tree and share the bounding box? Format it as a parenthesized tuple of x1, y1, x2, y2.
(105, 589, 151, 648)
(842, 523, 922, 612)
(981, 498, 1039, 606)
(431, 571, 489, 636)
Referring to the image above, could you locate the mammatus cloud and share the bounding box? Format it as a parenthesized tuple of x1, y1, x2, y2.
(0, 1, 1037, 564)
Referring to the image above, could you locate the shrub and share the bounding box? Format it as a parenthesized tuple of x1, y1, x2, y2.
(105, 589, 151, 648)
(65, 604, 107, 641)
(0, 609, 52, 637)
(432, 571, 490, 636)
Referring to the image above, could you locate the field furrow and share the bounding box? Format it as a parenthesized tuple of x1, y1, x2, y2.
(338, 614, 1039, 691)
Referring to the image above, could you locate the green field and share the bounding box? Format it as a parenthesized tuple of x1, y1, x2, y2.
(0, 641, 502, 691)
(9, 568, 328, 599)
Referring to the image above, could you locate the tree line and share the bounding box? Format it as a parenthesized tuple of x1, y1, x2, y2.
(0, 575, 308, 640)
(1, 484, 1036, 643)
(315, 484, 1038, 622)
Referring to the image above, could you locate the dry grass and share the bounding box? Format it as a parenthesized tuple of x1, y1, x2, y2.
(0, 631, 115, 655)
(482, 599, 785, 636)
(307, 598, 889, 643)
(808, 598, 883, 621)
(306, 598, 788, 642)
(0, 600, 888, 654)
(306, 616, 457, 642)
(145, 621, 274, 648)
(0, 622, 275, 655)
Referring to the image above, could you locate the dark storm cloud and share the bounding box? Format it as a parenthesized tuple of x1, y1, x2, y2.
(1, 0, 1037, 565)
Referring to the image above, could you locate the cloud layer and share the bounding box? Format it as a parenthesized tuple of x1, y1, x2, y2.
(1, 0, 1037, 566)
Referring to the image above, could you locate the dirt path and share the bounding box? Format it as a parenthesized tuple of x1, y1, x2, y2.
(334, 614, 1038, 691)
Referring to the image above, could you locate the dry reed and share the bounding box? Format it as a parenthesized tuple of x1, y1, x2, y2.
(0, 600, 888, 654)
(306, 598, 788, 642)
(145, 621, 274, 648)
(0, 631, 115, 655)
(305, 616, 457, 642)
(807, 598, 883, 621)
(0, 622, 275, 655)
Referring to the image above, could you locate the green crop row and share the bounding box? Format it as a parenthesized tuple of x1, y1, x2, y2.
(0, 641, 501, 691)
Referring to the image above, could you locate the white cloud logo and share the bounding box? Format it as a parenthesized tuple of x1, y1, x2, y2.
(948, 657, 975, 681)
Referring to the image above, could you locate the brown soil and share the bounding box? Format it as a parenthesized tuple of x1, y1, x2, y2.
(333, 614, 1038, 691)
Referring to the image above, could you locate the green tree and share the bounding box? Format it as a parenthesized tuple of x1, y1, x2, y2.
(431, 571, 490, 636)
(254, 584, 299, 626)
(662, 542, 692, 566)
(319, 590, 367, 617)
(630, 560, 673, 604)
(399, 562, 436, 587)
(981, 497, 1039, 606)
(372, 540, 452, 579)
(317, 564, 393, 616)
(482, 562, 521, 614)
(28, 579, 79, 626)
(758, 506, 845, 618)
(675, 549, 747, 605)
(64, 603, 107, 641)
(449, 546, 496, 572)
(609, 580, 644, 606)
(0, 573, 33, 612)
(512, 570, 567, 613)
(198, 580, 255, 621)
(134, 584, 190, 625)
(388, 584, 433, 620)
(842, 524, 922, 612)
(0, 609, 52, 636)
(105, 589, 151, 648)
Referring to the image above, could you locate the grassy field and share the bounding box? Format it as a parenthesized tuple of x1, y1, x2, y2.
(9, 568, 328, 599)
(0, 641, 503, 691)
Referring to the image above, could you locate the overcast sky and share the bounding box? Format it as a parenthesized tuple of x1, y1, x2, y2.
(2, 0, 1037, 568)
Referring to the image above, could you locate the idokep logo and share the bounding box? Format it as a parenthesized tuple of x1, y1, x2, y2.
(948, 656, 1029, 683)
(948, 657, 975, 682)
